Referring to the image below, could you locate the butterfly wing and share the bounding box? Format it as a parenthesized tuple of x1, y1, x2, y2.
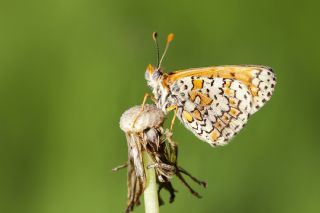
(165, 65, 276, 146)
(165, 65, 276, 115)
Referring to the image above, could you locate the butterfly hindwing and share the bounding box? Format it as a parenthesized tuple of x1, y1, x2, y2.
(169, 76, 253, 146)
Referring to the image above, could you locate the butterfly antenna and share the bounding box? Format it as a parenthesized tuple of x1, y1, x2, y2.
(152, 32, 160, 67)
(158, 33, 174, 68)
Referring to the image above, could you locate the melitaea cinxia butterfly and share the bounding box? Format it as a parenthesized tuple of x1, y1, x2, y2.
(144, 33, 276, 147)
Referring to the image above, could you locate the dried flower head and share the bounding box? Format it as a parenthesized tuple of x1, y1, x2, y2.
(115, 104, 207, 212)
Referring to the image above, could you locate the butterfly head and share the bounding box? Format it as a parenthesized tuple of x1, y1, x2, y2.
(145, 64, 165, 103)
(145, 64, 163, 86)
(145, 32, 174, 85)
(144, 32, 175, 110)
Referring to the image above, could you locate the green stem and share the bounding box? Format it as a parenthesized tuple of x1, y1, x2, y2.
(142, 151, 159, 213)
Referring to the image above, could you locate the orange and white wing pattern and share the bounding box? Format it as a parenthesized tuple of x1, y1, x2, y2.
(165, 65, 276, 146)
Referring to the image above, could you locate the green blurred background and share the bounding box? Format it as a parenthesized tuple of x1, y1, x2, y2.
(1, 0, 320, 213)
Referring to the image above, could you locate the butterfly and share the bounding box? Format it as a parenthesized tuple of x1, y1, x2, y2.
(142, 32, 276, 147)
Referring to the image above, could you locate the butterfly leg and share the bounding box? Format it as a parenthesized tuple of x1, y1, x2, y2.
(169, 106, 178, 133)
(165, 105, 178, 145)
(131, 93, 152, 128)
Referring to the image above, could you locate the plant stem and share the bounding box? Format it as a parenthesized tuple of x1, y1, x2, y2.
(142, 151, 159, 213)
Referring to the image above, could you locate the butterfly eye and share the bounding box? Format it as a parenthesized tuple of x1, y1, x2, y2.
(152, 69, 162, 80)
